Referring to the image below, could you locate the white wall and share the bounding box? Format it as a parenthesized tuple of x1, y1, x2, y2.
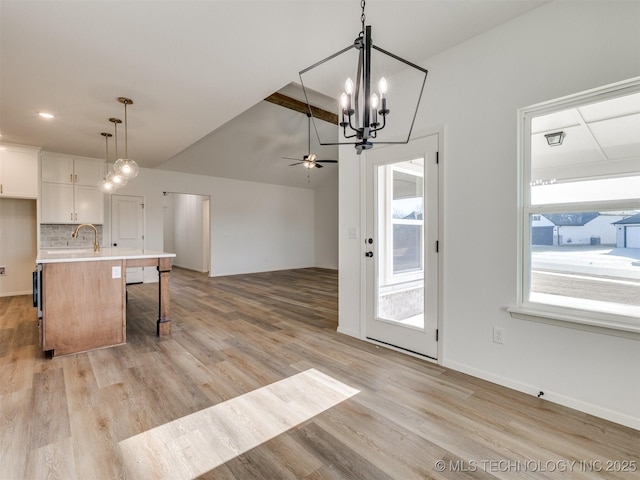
(338, 144, 362, 338)
(108, 168, 315, 280)
(314, 173, 339, 269)
(339, 1, 640, 428)
(0, 198, 37, 296)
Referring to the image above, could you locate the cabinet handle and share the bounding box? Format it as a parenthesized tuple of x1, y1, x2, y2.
(0, 184, 3, 194)
(70, 212, 73, 221)
(74, 213, 78, 221)
(75, 174, 78, 183)
(70, 173, 73, 183)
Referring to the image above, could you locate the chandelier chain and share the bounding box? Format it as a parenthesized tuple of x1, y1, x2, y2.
(359, 0, 366, 37)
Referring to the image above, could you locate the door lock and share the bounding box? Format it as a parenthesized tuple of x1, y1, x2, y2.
(365, 251, 373, 257)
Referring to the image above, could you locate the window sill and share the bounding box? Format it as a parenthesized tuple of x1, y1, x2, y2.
(507, 306, 640, 340)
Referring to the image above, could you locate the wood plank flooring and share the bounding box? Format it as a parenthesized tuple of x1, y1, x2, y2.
(1, 267, 638, 479)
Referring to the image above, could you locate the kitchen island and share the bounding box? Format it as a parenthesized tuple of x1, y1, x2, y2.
(36, 248, 176, 357)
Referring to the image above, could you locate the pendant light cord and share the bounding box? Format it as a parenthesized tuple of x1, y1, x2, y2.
(113, 121, 119, 159)
(123, 101, 128, 159)
(101, 132, 112, 173)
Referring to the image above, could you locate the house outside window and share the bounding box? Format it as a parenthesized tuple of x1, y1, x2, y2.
(379, 163, 424, 284)
(375, 160, 425, 324)
(514, 78, 640, 333)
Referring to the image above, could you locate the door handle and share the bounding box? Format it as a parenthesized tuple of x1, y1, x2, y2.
(365, 251, 373, 257)
(113, 243, 118, 247)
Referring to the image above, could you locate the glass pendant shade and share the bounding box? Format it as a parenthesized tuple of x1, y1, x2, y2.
(99, 132, 116, 193)
(107, 170, 127, 187)
(114, 158, 139, 179)
(99, 178, 116, 193)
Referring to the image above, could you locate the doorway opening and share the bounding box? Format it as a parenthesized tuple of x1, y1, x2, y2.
(163, 192, 211, 274)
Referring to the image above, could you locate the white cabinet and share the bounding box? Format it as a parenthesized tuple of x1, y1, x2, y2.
(40, 153, 105, 224)
(41, 154, 103, 186)
(41, 183, 74, 223)
(0, 144, 40, 198)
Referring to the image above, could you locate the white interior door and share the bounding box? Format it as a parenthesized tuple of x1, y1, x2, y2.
(365, 134, 439, 359)
(111, 195, 144, 284)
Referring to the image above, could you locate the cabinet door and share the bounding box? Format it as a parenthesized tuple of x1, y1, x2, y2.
(41, 183, 74, 223)
(74, 157, 104, 186)
(1, 149, 38, 198)
(75, 185, 104, 224)
(41, 153, 73, 184)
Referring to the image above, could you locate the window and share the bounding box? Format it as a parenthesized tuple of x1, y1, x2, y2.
(391, 169, 424, 275)
(513, 78, 640, 334)
(378, 161, 424, 284)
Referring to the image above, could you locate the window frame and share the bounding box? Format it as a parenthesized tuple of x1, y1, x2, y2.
(379, 162, 425, 286)
(511, 77, 640, 336)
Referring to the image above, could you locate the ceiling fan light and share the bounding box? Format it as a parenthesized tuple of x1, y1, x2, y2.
(114, 158, 139, 179)
(303, 161, 314, 169)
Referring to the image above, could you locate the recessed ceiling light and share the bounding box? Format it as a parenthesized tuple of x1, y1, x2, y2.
(38, 112, 54, 119)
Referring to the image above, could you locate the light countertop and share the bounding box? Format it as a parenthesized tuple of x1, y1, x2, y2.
(37, 247, 176, 264)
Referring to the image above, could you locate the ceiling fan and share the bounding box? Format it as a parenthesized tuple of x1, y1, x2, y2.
(283, 113, 338, 169)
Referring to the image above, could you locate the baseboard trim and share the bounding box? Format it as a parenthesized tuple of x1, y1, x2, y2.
(443, 359, 639, 430)
(0, 290, 31, 297)
(337, 325, 360, 338)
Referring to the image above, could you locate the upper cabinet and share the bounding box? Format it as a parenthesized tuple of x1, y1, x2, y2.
(41, 154, 104, 186)
(40, 153, 105, 224)
(0, 143, 40, 199)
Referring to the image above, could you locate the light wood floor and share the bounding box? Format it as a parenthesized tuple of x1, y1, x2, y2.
(1, 267, 638, 479)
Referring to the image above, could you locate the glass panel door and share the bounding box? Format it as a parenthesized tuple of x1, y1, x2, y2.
(365, 134, 439, 358)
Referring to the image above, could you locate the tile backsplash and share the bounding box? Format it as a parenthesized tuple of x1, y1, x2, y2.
(40, 224, 103, 248)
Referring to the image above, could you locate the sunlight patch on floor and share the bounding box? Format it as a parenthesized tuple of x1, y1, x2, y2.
(118, 369, 359, 479)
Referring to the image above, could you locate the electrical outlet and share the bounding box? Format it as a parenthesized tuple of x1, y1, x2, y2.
(493, 326, 505, 344)
(0, 266, 5, 276)
(112, 266, 122, 279)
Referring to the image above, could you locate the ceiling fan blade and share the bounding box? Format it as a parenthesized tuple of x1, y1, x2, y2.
(316, 160, 338, 163)
(289, 162, 303, 166)
(314, 163, 324, 168)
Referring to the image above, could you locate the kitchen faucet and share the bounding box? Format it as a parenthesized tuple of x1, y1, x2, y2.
(72, 224, 100, 252)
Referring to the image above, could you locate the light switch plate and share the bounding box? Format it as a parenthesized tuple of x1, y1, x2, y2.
(112, 266, 122, 279)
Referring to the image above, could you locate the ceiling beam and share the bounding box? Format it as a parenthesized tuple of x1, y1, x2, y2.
(264, 92, 338, 125)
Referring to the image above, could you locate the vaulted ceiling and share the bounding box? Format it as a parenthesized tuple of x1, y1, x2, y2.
(0, 1, 548, 188)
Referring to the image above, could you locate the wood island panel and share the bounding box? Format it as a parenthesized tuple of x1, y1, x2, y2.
(42, 260, 126, 356)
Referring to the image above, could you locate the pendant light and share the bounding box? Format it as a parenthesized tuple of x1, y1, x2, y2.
(107, 117, 127, 188)
(98, 132, 116, 193)
(299, 0, 428, 154)
(114, 97, 139, 179)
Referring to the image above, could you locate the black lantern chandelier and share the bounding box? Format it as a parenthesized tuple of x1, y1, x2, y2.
(299, 0, 428, 154)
